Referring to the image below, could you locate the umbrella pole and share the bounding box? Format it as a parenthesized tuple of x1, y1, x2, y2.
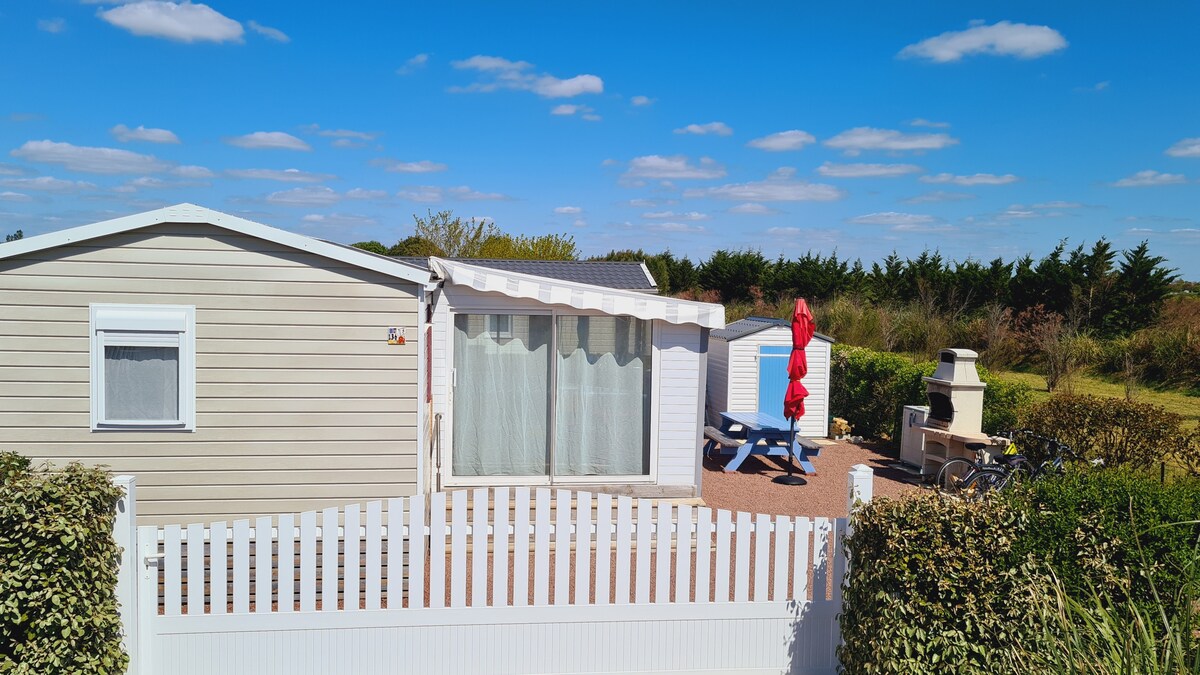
(773, 417, 808, 486)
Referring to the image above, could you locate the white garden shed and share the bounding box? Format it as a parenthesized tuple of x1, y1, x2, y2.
(706, 317, 834, 438)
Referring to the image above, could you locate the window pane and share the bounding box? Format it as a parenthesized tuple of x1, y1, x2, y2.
(452, 314, 552, 476)
(104, 346, 180, 421)
(554, 316, 652, 476)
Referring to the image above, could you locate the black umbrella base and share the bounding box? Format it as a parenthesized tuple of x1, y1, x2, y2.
(772, 474, 808, 486)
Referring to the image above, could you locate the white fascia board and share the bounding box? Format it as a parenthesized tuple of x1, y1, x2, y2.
(0, 203, 432, 286)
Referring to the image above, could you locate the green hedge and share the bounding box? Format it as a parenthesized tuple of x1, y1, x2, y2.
(0, 453, 127, 674)
(829, 344, 1033, 445)
(838, 490, 1042, 673)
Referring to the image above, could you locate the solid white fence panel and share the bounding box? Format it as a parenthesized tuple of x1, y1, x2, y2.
(714, 509, 731, 603)
(186, 523, 204, 614)
(492, 487, 510, 608)
(734, 512, 752, 602)
(634, 499, 651, 604)
(512, 488, 530, 608)
(654, 501, 671, 604)
(345, 504, 361, 611)
(386, 498, 405, 609)
(772, 515, 790, 601)
(695, 507, 712, 604)
(614, 495, 632, 605)
(554, 490, 570, 606)
(450, 491, 467, 608)
(533, 489, 551, 606)
(271, 517, 288, 613)
(753, 514, 770, 602)
(813, 517, 831, 601)
(574, 491, 592, 605)
(232, 520, 250, 614)
(408, 494, 426, 610)
(321, 507, 338, 612)
(366, 501, 382, 610)
(299, 511, 317, 612)
(163, 525, 181, 616)
(210, 523, 229, 615)
(470, 489, 487, 608)
(255, 516, 272, 613)
(793, 517, 811, 601)
(675, 504, 692, 603)
(595, 493, 612, 606)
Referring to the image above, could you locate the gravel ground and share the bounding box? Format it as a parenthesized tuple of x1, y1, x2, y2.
(700, 440, 921, 518)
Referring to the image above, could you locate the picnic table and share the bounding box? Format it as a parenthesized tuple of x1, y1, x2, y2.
(705, 411, 820, 474)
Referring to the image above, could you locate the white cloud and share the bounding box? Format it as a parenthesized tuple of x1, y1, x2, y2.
(170, 165, 213, 178)
(0, 163, 30, 176)
(684, 168, 845, 202)
(554, 206, 582, 214)
(266, 185, 340, 206)
(226, 131, 311, 151)
(246, 20, 288, 43)
(747, 130, 815, 151)
(817, 162, 921, 178)
(112, 176, 191, 193)
(848, 211, 939, 226)
(38, 18, 66, 33)
(899, 21, 1068, 62)
(648, 222, 705, 233)
(1165, 138, 1200, 158)
(1075, 81, 1110, 93)
(344, 188, 388, 200)
(825, 127, 958, 155)
(396, 185, 510, 202)
(98, 1, 244, 44)
(729, 202, 780, 215)
(372, 159, 448, 173)
(110, 124, 180, 144)
(1112, 170, 1187, 188)
(902, 190, 977, 203)
(642, 210, 709, 221)
(910, 118, 950, 128)
(892, 222, 958, 233)
(624, 155, 726, 180)
(631, 95, 653, 106)
(304, 125, 378, 141)
(451, 55, 603, 98)
(11, 140, 170, 174)
(1031, 200, 1084, 209)
(675, 122, 733, 136)
(0, 192, 32, 202)
(396, 53, 429, 75)
(300, 213, 378, 227)
(226, 168, 336, 183)
(551, 104, 600, 120)
(0, 176, 97, 193)
(920, 172, 1018, 185)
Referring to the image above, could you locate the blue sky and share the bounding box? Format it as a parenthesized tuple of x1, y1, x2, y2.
(2, 2, 1198, 277)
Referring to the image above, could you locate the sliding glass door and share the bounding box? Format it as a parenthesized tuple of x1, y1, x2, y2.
(451, 313, 653, 481)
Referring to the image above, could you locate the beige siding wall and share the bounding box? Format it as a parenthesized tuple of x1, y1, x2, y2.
(0, 223, 421, 524)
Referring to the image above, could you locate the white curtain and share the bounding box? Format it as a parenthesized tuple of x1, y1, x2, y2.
(104, 345, 179, 421)
(452, 315, 552, 476)
(554, 316, 651, 476)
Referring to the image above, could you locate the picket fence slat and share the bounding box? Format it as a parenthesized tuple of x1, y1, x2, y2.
(654, 502, 671, 604)
(471, 489, 487, 608)
(675, 504, 692, 603)
(164, 525, 181, 616)
(300, 511, 317, 611)
(772, 515, 790, 601)
(512, 488, 530, 608)
(450, 491, 467, 608)
(832, 518, 849, 604)
(186, 523, 203, 614)
(574, 492, 592, 606)
(794, 517, 810, 601)
(345, 504, 361, 611)
(321, 507, 338, 612)
(386, 498, 404, 609)
(554, 490, 570, 606)
(429, 492, 446, 609)
(408, 494, 426, 610)
(255, 516, 272, 613)
(734, 512, 751, 602)
(695, 507, 713, 604)
(614, 496, 632, 605)
(595, 493, 613, 606)
(813, 517, 831, 601)
(635, 499, 651, 604)
(493, 487, 510, 608)
(232, 520, 250, 613)
(264, 518, 280, 613)
(753, 513, 770, 602)
(366, 501, 382, 610)
(714, 509, 731, 603)
(533, 489, 551, 606)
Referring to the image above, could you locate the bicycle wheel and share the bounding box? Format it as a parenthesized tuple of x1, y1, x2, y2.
(962, 468, 1007, 500)
(935, 458, 978, 495)
(1005, 457, 1036, 486)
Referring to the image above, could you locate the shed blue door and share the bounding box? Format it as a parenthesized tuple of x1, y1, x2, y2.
(757, 345, 791, 416)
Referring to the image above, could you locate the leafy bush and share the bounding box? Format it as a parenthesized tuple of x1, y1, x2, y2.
(839, 491, 1043, 674)
(0, 453, 127, 674)
(1021, 394, 1195, 468)
(830, 345, 1033, 445)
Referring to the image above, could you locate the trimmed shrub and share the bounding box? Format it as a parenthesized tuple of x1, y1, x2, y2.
(0, 453, 127, 674)
(1020, 394, 1194, 468)
(838, 491, 1043, 673)
(830, 345, 1034, 445)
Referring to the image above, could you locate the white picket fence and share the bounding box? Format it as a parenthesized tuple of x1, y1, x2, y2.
(114, 465, 873, 675)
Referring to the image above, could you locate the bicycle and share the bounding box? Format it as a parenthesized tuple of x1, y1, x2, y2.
(934, 431, 1036, 498)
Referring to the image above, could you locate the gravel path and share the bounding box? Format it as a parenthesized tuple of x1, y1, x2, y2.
(700, 440, 921, 518)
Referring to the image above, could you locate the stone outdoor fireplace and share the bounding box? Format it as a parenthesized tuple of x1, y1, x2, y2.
(919, 348, 991, 474)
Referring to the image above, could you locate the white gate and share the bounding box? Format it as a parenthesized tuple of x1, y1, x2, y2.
(112, 467, 872, 674)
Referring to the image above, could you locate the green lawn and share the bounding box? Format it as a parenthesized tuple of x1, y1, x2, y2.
(993, 369, 1200, 428)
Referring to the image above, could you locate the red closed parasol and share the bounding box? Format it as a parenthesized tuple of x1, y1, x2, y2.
(783, 298, 815, 422)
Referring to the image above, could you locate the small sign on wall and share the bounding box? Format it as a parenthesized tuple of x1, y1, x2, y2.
(387, 327, 406, 345)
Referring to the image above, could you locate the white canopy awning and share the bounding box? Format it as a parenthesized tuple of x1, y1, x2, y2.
(430, 257, 726, 329)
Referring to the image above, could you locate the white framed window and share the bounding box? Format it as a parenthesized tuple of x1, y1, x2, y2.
(90, 304, 196, 431)
(488, 314, 513, 340)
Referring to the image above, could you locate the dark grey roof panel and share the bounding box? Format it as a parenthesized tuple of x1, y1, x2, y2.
(401, 257, 658, 292)
(711, 316, 835, 343)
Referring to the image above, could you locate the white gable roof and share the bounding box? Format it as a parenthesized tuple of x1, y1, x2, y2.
(431, 257, 726, 329)
(0, 203, 431, 286)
